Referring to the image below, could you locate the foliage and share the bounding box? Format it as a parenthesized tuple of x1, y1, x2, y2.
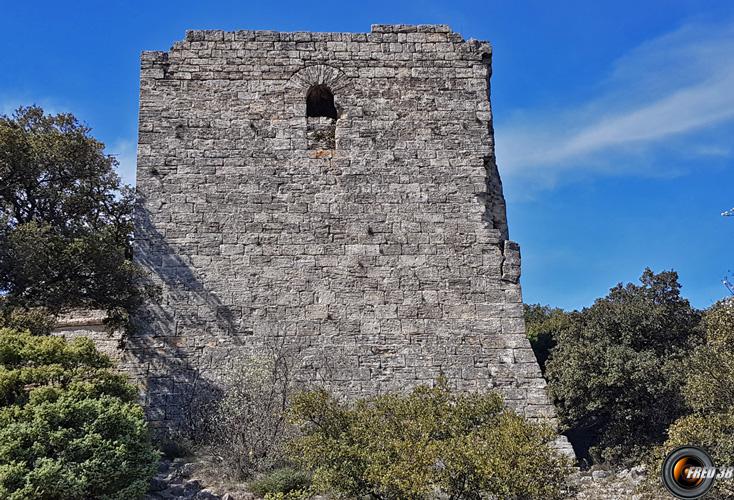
(0, 307, 56, 336)
(249, 467, 312, 497)
(0, 328, 158, 499)
(667, 412, 734, 497)
(524, 303, 572, 372)
(642, 412, 734, 499)
(545, 268, 701, 464)
(288, 381, 570, 500)
(641, 299, 734, 498)
(682, 298, 734, 414)
(263, 490, 313, 500)
(188, 349, 296, 480)
(0, 106, 155, 328)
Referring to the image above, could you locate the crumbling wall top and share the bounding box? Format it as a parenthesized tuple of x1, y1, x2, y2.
(173, 24, 479, 45)
(370, 24, 452, 33)
(140, 25, 491, 67)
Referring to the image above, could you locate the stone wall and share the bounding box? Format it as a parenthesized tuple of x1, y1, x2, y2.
(52, 310, 124, 361)
(131, 24, 568, 453)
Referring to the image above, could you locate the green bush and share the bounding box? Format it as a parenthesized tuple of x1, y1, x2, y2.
(0, 328, 159, 499)
(545, 269, 700, 464)
(642, 412, 734, 499)
(666, 412, 734, 471)
(288, 380, 570, 500)
(249, 467, 311, 497)
(262, 490, 313, 500)
(642, 299, 734, 498)
(682, 299, 734, 414)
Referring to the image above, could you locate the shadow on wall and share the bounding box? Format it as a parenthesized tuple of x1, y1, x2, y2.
(133, 201, 240, 334)
(478, 154, 508, 240)
(127, 201, 241, 437)
(128, 201, 336, 437)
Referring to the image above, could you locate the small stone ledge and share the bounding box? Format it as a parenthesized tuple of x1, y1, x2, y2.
(51, 309, 123, 361)
(55, 309, 107, 328)
(500, 240, 522, 283)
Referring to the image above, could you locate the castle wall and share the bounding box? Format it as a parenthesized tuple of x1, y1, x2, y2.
(132, 25, 558, 434)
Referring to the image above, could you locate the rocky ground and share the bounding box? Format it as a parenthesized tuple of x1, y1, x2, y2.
(145, 459, 660, 499)
(569, 465, 653, 499)
(144, 458, 250, 500)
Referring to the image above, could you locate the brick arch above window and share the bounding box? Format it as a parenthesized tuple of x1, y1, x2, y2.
(285, 64, 352, 95)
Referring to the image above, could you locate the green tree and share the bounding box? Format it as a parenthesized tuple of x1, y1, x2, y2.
(0, 328, 158, 499)
(683, 298, 734, 414)
(545, 268, 701, 464)
(524, 303, 573, 373)
(0, 106, 153, 328)
(643, 299, 734, 498)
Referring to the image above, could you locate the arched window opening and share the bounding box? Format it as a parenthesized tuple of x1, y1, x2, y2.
(306, 84, 338, 119)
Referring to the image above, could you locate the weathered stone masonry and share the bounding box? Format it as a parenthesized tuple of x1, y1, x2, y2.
(131, 24, 565, 442)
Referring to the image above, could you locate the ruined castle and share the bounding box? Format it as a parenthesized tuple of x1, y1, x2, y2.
(128, 24, 566, 447)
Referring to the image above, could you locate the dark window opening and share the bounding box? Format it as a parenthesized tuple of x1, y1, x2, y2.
(306, 84, 338, 119)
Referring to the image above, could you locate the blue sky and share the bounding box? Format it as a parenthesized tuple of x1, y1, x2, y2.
(2, 0, 732, 310)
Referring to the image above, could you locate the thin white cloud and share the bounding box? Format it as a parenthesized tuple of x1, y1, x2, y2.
(497, 19, 734, 190)
(106, 139, 137, 186)
(0, 97, 67, 117)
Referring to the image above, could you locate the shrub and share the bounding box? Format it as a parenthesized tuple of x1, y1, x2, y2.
(643, 412, 734, 498)
(0, 328, 158, 499)
(263, 490, 313, 500)
(545, 269, 700, 464)
(249, 467, 311, 497)
(288, 380, 570, 499)
(189, 348, 297, 480)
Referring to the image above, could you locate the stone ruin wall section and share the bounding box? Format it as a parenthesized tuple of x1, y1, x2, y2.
(131, 25, 557, 431)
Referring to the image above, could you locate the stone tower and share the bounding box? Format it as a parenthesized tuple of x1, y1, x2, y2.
(132, 25, 565, 445)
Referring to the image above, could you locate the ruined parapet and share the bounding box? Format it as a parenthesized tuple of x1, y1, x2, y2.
(131, 24, 572, 456)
